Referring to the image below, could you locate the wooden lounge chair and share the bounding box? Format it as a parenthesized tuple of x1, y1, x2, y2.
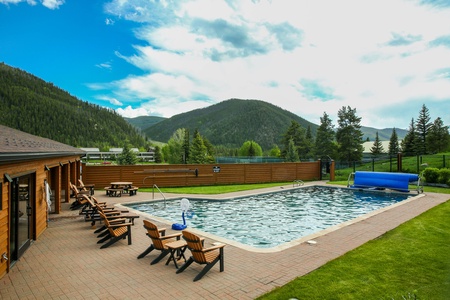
(176, 230, 225, 281)
(81, 195, 132, 227)
(77, 179, 95, 195)
(96, 210, 133, 249)
(69, 182, 91, 210)
(93, 203, 138, 236)
(137, 220, 182, 265)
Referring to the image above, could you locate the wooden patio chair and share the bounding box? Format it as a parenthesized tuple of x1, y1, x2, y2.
(96, 210, 133, 249)
(69, 182, 91, 210)
(77, 179, 95, 195)
(176, 230, 225, 281)
(137, 220, 182, 265)
(93, 202, 138, 236)
(80, 195, 130, 227)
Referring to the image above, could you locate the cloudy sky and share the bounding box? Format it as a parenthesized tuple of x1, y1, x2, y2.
(1, 0, 450, 130)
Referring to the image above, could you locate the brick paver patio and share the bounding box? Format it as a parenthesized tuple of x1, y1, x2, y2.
(1, 183, 448, 299)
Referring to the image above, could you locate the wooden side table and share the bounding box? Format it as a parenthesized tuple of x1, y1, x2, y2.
(165, 240, 187, 269)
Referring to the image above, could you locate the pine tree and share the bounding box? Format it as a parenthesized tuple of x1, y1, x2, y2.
(303, 125, 315, 159)
(285, 138, 299, 162)
(427, 117, 450, 153)
(153, 146, 163, 163)
(388, 128, 400, 156)
(315, 112, 336, 159)
(401, 118, 418, 156)
(117, 143, 137, 165)
(415, 104, 431, 155)
(370, 132, 384, 156)
(182, 128, 190, 164)
(281, 120, 306, 159)
(189, 129, 207, 164)
(336, 106, 364, 164)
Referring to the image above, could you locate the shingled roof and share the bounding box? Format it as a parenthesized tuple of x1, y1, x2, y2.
(0, 125, 85, 164)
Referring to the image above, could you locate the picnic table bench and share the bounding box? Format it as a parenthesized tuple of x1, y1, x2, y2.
(105, 182, 139, 197)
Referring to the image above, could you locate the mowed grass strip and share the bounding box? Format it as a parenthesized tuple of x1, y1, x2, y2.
(257, 200, 450, 300)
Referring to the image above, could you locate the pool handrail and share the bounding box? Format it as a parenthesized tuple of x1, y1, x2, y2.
(293, 180, 304, 187)
(152, 184, 166, 207)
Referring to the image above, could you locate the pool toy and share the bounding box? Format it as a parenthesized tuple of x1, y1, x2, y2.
(172, 198, 190, 230)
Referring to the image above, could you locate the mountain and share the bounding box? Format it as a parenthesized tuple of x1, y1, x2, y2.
(0, 63, 146, 148)
(143, 98, 318, 149)
(124, 116, 166, 131)
(362, 126, 407, 141)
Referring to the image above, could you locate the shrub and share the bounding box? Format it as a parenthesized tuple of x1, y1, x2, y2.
(422, 167, 440, 183)
(438, 168, 450, 185)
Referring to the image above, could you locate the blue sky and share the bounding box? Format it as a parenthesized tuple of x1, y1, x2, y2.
(1, 0, 450, 131)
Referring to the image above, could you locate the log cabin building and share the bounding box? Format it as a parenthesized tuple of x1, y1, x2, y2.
(0, 125, 85, 279)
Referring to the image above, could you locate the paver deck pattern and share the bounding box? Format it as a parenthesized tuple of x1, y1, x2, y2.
(1, 183, 448, 299)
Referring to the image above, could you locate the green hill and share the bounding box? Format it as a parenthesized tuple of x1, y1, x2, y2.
(124, 116, 166, 131)
(0, 63, 146, 148)
(143, 98, 319, 149)
(362, 126, 407, 141)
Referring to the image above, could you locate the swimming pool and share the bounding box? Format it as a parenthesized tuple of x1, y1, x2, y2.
(125, 186, 414, 250)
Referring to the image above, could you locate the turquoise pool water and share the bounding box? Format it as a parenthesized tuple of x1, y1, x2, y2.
(126, 186, 413, 248)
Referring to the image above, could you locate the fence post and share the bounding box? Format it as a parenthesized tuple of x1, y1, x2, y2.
(397, 152, 403, 172)
(372, 159, 375, 171)
(444, 155, 446, 168)
(330, 160, 335, 181)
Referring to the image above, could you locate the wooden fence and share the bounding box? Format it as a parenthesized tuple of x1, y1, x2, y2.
(82, 161, 325, 189)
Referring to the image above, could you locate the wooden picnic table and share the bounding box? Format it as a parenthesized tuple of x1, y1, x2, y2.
(106, 182, 138, 196)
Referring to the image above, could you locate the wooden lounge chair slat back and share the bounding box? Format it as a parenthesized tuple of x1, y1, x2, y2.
(176, 230, 226, 281)
(137, 220, 182, 264)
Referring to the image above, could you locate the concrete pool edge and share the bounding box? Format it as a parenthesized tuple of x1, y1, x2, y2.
(116, 183, 428, 253)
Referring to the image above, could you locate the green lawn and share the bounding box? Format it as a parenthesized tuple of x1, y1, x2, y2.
(257, 200, 450, 300)
(139, 182, 293, 194)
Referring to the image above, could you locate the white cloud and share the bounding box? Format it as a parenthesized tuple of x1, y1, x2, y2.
(0, 0, 36, 5)
(0, 0, 63, 9)
(116, 106, 148, 118)
(96, 95, 123, 106)
(41, 0, 64, 9)
(97, 0, 450, 129)
(95, 62, 112, 70)
(105, 18, 115, 25)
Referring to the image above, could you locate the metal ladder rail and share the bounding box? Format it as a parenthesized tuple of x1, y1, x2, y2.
(293, 180, 304, 187)
(152, 184, 166, 207)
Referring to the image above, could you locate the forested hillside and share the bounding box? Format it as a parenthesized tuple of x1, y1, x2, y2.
(144, 98, 318, 149)
(0, 63, 146, 148)
(124, 115, 166, 131)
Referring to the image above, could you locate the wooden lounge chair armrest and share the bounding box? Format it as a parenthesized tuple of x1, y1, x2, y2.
(103, 212, 122, 217)
(108, 219, 127, 225)
(107, 217, 127, 223)
(203, 244, 225, 252)
(160, 233, 182, 240)
(108, 222, 133, 228)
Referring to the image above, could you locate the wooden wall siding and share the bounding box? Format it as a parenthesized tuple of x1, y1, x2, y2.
(83, 161, 321, 189)
(0, 156, 81, 279)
